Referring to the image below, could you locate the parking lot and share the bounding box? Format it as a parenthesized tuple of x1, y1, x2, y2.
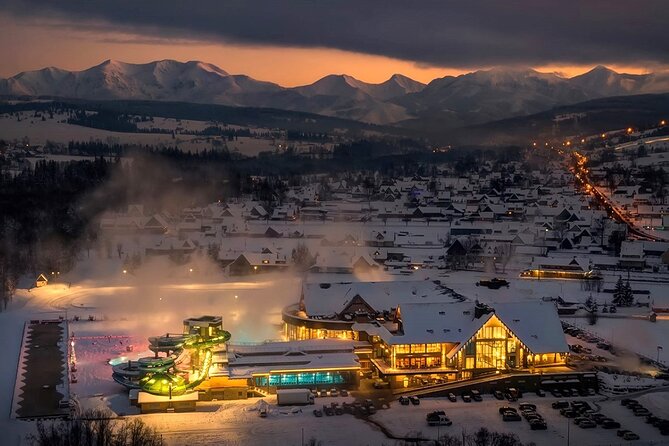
(369, 389, 669, 445)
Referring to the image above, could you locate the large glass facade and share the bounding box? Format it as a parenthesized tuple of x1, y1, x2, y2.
(476, 340, 506, 369)
(253, 370, 355, 387)
(284, 323, 354, 341)
(392, 343, 444, 370)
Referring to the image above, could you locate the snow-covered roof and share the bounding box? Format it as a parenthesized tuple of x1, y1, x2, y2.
(301, 280, 456, 317)
(221, 339, 360, 378)
(393, 302, 490, 346)
(493, 302, 569, 354)
(390, 301, 568, 354)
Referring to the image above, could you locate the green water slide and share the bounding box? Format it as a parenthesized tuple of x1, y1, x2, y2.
(112, 328, 230, 396)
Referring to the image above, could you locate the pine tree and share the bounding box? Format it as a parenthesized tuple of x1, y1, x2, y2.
(621, 279, 635, 307)
(612, 276, 625, 306)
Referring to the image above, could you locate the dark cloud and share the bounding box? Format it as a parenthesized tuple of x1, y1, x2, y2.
(2, 0, 667, 68)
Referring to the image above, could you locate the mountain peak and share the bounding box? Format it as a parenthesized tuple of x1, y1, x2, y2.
(583, 65, 618, 76)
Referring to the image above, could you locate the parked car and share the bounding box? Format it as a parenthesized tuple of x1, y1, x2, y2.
(645, 415, 659, 424)
(536, 389, 546, 397)
(471, 390, 482, 402)
(340, 389, 348, 397)
(578, 419, 597, 429)
(552, 401, 569, 409)
(530, 420, 547, 430)
(398, 396, 410, 406)
(499, 407, 518, 414)
(502, 411, 522, 422)
(519, 403, 536, 411)
(319, 389, 328, 397)
(617, 430, 631, 437)
(462, 394, 472, 403)
(523, 412, 543, 422)
(590, 413, 607, 424)
(560, 409, 577, 418)
(313, 409, 323, 417)
(427, 411, 453, 426)
(493, 390, 504, 400)
(602, 420, 621, 429)
(623, 432, 640, 440)
(330, 388, 339, 397)
(409, 396, 420, 406)
(550, 389, 562, 398)
(507, 388, 521, 398)
(448, 393, 457, 402)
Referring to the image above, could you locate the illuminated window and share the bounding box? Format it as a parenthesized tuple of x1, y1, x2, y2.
(411, 344, 426, 354)
(476, 340, 506, 369)
(426, 343, 441, 353)
(395, 344, 410, 354)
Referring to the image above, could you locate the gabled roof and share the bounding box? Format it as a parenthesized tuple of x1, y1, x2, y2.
(392, 301, 568, 354)
(493, 302, 569, 353)
(392, 302, 491, 346)
(301, 280, 454, 317)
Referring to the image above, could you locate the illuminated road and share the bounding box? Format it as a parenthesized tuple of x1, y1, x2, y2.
(613, 135, 669, 151)
(569, 144, 669, 242)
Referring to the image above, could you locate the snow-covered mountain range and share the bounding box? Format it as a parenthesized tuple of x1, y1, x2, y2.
(2, 60, 668, 126)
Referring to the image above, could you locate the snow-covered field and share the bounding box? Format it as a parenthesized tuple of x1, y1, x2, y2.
(0, 112, 277, 155)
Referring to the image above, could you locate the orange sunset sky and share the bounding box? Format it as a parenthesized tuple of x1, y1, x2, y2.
(0, 14, 655, 86)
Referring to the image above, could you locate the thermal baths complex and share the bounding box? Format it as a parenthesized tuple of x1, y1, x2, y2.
(110, 281, 570, 411)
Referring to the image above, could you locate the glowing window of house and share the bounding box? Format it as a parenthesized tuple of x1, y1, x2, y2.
(465, 356, 475, 369)
(476, 340, 506, 369)
(476, 325, 507, 340)
(395, 344, 410, 354)
(411, 344, 426, 354)
(426, 343, 441, 353)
